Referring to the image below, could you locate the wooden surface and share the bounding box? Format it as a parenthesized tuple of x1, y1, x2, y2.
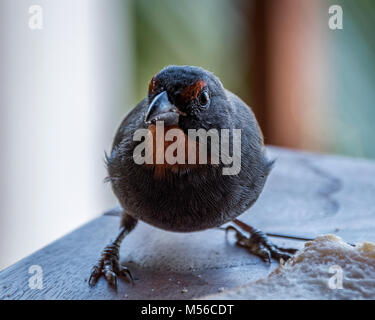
(1, 146, 375, 300)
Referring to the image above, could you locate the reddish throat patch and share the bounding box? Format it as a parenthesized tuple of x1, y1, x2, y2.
(145, 124, 200, 179)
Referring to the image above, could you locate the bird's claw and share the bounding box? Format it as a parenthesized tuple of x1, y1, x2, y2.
(225, 225, 297, 263)
(89, 242, 133, 288)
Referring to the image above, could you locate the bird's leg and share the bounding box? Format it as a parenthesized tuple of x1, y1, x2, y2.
(89, 213, 138, 288)
(226, 219, 297, 263)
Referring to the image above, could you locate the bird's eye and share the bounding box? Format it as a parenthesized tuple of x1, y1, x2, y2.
(199, 91, 209, 106)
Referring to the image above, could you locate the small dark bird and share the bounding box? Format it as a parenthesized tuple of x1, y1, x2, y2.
(89, 65, 296, 287)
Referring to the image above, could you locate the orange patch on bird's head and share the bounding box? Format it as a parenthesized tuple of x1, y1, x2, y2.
(148, 76, 159, 94)
(180, 80, 206, 102)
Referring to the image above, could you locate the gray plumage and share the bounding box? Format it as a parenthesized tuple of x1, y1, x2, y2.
(106, 65, 272, 232)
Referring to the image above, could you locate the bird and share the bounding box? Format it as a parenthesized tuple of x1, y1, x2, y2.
(89, 65, 296, 287)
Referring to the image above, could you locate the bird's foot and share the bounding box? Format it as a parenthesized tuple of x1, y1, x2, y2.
(225, 225, 297, 263)
(89, 242, 133, 288)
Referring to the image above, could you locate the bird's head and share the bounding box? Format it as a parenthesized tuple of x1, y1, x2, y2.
(144, 65, 231, 132)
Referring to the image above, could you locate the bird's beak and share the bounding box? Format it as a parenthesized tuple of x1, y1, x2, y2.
(144, 91, 180, 126)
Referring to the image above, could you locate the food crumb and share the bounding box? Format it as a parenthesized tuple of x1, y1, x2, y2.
(203, 235, 375, 300)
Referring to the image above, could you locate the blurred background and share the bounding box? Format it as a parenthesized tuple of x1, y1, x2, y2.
(0, 0, 374, 270)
